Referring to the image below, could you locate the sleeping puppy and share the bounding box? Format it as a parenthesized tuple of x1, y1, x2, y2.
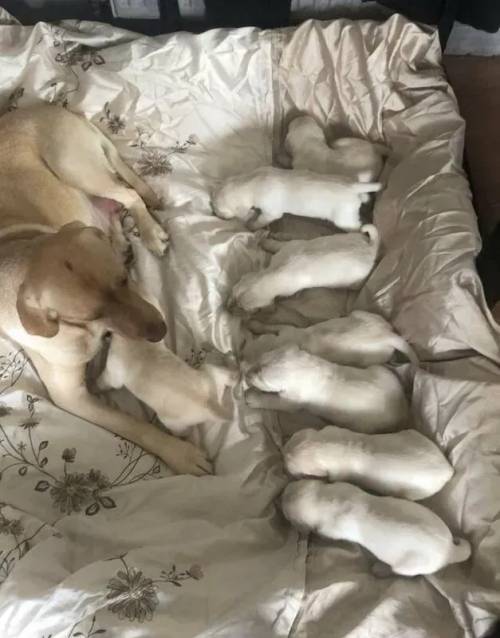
(97, 335, 237, 436)
(244, 310, 418, 366)
(281, 480, 471, 576)
(245, 345, 408, 433)
(283, 426, 453, 500)
(212, 166, 381, 231)
(285, 115, 388, 182)
(229, 225, 379, 314)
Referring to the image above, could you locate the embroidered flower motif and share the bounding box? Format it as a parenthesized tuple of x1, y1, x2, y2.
(106, 567, 159, 622)
(50, 473, 93, 514)
(55, 45, 105, 71)
(0, 350, 27, 386)
(0, 518, 11, 535)
(61, 447, 76, 463)
(20, 419, 39, 430)
(187, 564, 203, 580)
(136, 149, 173, 176)
(86, 469, 111, 491)
(100, 102, 125, 135)
(0, 515, 23, 537)
(7, 519, 23, 537)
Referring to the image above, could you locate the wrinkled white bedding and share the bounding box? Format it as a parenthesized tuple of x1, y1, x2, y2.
(0, 9, 499, 638)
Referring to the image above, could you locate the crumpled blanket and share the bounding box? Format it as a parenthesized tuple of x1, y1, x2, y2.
(0, 9, 498, 638)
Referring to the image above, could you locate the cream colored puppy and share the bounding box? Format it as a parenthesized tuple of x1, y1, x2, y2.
(97, 336, 237, 436)
(245, 345, 408, 433)
(212, 166, 381, 231)
(283, 427, 453, 500)
(244, 310, 417, 366)
(285, 115, 388, 182)
(229, 225, 379, 314)
(281, 480, 471, 577)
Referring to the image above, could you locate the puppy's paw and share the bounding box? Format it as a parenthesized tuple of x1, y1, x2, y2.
(246, 363, 284, 393)
(141, 222, 169, 257)
(283, 430, 324, 478)
(162, 439, 213, 476)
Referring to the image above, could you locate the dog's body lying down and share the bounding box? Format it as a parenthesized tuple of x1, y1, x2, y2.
(285, 115, 388, 182)
(212, 166, 381, 231)
(0, 105, 211, 476)
(97, 335, 236, 435)
(230, 226, 379, 313)
(283, 426, 453, 500)
(244, 310, 418, 367)
(245, 345, 408, 433)
(281, 480, 471, 576)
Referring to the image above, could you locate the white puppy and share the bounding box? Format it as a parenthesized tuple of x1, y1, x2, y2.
(97, 335, 237, 436)
(283, 427, 453, 500)
(244, 310, 418, 367)
(281, 480, 471, 576)
(285, 115, 388, 182)
(212, 166, 381, 231)
(229, 225, 379, 313)
(245, 345, 408, 433)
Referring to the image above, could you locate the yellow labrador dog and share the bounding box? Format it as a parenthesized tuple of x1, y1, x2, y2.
(0, 104, 211, 476)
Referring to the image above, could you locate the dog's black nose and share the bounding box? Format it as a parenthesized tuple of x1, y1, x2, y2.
(145, 320, 167, 342)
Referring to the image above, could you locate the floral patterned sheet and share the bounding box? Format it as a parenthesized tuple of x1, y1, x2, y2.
(0, 9, 499, 638)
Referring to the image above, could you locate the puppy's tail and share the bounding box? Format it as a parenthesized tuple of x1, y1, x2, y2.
(352, 181, 383, 194)
(389, 335, 419, 367)
(448, 537, 471, 565)
(361, 224, 379, 247)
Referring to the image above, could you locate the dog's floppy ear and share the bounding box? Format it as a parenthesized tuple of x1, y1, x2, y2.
(16, 282, 60, 338)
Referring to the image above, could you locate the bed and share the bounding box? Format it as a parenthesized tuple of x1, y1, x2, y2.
(0, 8, 499, 638)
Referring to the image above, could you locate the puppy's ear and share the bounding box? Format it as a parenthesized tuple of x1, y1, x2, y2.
(16, 283, 60, 338)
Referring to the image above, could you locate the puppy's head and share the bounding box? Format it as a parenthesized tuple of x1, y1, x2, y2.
(280, 479, 322, 533)
(17, 222, 166, 341)
(285, 115, 325, 154)
(211, 181, 255, 223)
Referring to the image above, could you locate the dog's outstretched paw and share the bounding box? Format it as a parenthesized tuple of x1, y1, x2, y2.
(163, 439, 213, 476)
(142, 223, 169, 257)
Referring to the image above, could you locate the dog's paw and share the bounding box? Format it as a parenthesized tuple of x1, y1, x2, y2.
(283, 430, 324, 478)
(141, 223, 169, 257)
(162, 439, 213, 476)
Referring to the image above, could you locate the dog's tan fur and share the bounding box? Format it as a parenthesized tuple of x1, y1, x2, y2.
(0, 105, 211, 476)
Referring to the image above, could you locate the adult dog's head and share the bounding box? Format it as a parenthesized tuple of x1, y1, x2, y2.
(16, 222, 166, 341)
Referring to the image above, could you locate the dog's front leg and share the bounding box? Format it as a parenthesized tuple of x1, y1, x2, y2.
(27, 351, 212, 476)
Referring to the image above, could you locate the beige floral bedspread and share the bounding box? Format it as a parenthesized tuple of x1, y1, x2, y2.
(0, 8, 498, 638)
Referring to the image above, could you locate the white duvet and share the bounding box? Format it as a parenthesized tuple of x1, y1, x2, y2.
(0, 8, 499, 638)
